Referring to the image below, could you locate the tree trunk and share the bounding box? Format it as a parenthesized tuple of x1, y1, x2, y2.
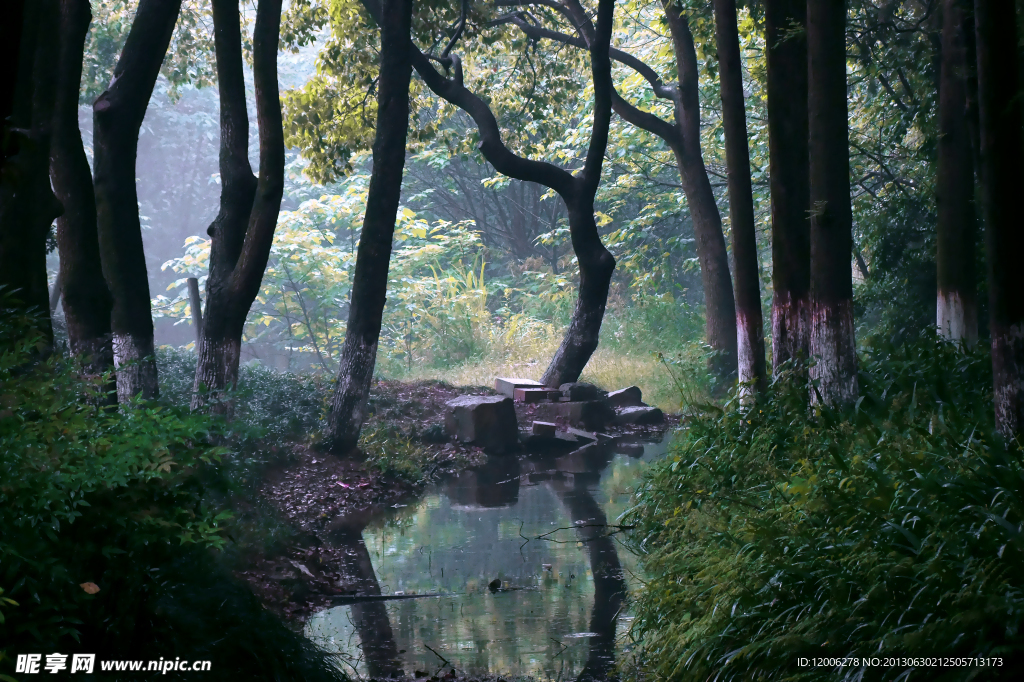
(975, 0, 1024, 438)
(93, 0, 182, 401)
(192, 0, 284, 410)
(807, 0, 858, 407)
(540, 201, 616, 387)
(0, 0, 62, 343)
(713, 0, 767, 395)
(662, 4, 738, 385)
(936, 0, 978, 345)
(765, 0, 810, 371)
(540, 0, 617, 388)
(51, 0, 115, 379)
(325, 0, 414, 455)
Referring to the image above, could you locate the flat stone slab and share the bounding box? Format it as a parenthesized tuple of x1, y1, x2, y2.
(514, 387, 561, 403)
(605, 386, 644, 408)
(612, 405, 664, 426)
(533, 421, 557, 437)
(495, 377, 544, 398)
(445, 395, 519, 453)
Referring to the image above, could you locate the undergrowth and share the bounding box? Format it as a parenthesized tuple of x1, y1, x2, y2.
(625, 334, 1024, 681)
(0, 306, 345, 681)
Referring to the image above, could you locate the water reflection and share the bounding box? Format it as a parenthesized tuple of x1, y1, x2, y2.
(306, 431, 674, 680)
(324, 524, 403, 679)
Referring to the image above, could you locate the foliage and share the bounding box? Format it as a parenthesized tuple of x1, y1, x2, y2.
(0, 305, 346, 680)
(625, 336, 1024, 680)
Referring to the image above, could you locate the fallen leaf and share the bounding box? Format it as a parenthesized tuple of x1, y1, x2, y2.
(80, 582, 100, 595)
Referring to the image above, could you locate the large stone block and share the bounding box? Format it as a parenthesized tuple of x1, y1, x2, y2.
(494, 377, 544, 398)
(612, 405, 664, 426)
(558, 382, 603, 402)
(605, 386, 644, 408)
(533, 400, 615, 432)
(445, 395, 519, 453)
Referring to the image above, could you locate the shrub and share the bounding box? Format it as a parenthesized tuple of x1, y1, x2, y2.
(625, 335, 1024, 680)
(0, 307, 344, 681)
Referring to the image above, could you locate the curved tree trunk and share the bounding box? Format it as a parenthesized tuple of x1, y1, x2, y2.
(807, 0, 858, 407)
(540, 202, 616, 387)
(192, 0, 285, 410)
(0, 0, 62, 344)
(51, 0, 115, 382)
(662, 5, 738, 385)
(713, 0, 767, 395)
(502, 2, 738, 386)
(936, 0, 978, 345)
(975, 0, 1024, 438)
(765, 0, 810, 371)
(325, 0, 414, 454)
(93, 0, 182, 401)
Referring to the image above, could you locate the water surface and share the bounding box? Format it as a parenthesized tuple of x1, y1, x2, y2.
(305, 431, 674, 680)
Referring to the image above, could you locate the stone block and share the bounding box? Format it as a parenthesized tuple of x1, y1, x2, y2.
(445, 395, 519, 453)
(605, 386, 643, 408)
(532, 421, 557, 437)
(514, 387, 561, 403)
(612, 405, 664, 426)
(558, 382, 603, 402)
(533, 400, 615, 432)
(494, 377, 544, 398)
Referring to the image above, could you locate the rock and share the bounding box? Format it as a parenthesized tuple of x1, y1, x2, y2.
(605, 386, 644, 408)
(514, 387, 561, 403)
(612, 405, 664, 426)
(444, 395, 519, 453)
(559, 382, 603, 402)
(495, 377, 544, 398)
(534, 400, 615, 432)
(532, 421, 557, 437)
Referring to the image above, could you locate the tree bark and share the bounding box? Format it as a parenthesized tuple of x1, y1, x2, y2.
(406, 0, 618, 390)
(713, 0, 766, 395)
(93, 0, 182, 401)
(765, 0, 810, 371)
(975, 0, 1024, 438)
(192, 0, 285, 410)
(936, 0, 978, 345)
(51, 0, 115, 379)
(325, 0, 415, 454)
(662, 5, 738, 385)
(0, 0, 62, 343)
(807, 0, 858, 407)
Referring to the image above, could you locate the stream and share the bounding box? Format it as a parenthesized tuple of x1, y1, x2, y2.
(304, 429, 676, 681)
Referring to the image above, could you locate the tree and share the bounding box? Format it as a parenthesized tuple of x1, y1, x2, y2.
(192, 0, 285, 409)
(51, 0, 115, 381)
(974, 0, 1024, 437)
(713, 0, 766, 394)
(764, 0, 809, 371)
(93, 0, 182, 401)
(411, 0, 619, 388)
(0, 0, 63, 343)
(935, 0, 978, 345)
(324, 0, 415, 454)
(495, 0, 739, 384)
(807, 0, 857, 406)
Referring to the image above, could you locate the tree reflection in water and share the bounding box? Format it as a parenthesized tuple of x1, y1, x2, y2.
(305, 432, 672, 680)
